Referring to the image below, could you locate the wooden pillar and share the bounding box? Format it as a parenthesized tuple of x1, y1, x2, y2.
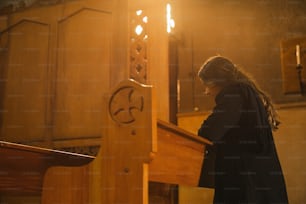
(42, 79, 157, 204)
(110, 0, 129, 88)
(128, 0, 169, 121)
(99, 80, 157, 204)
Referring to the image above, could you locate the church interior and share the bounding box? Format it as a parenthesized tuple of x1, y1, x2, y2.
(0, 0, 306, 203)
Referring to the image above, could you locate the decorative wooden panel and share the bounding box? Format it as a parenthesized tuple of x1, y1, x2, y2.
(130, 9, 148, 84)
(280, 36, 306, 94)
(0, 20, 50, 143)
(54, 8, 111, 139)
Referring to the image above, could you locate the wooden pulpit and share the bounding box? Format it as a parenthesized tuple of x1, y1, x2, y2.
(41, 79, 212, 203)
(10, 79, 211, 203)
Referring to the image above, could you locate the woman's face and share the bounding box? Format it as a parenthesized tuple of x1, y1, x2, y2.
(202, 82, 223, 98)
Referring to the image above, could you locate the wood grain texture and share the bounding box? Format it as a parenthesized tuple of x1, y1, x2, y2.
(41, 80, 212, 204)
(0, 141, 94, 196)
(149, 120, 211, 186)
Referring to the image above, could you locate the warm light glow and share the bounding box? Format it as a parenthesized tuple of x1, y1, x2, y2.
(296, 44, 301, 65)
(135, 25, 143, 35)
(166, 3, 175, 33)
(170, 19, 175, 28)
(136, 10, 142, 16)
(143, 16, 148, 23)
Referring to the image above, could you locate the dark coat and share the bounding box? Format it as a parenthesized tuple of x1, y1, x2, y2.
(198, 83, 288, 204)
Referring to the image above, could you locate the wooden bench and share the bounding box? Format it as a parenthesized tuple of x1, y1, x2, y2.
(0, 141, 94, 196)
(0, 79, 211, 203)
(41, 79, 212, 204)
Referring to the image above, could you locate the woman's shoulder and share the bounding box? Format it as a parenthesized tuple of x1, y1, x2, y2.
(215, 82, 251, 102)
(219, 82, 249, 95)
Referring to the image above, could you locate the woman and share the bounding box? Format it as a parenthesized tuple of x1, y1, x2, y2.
(197, 56, 288, 204)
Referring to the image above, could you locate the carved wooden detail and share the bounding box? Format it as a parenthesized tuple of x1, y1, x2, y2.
(57, 145, 100, 156)
(109, 85, 144, 124)
(130, 9, 148, 84)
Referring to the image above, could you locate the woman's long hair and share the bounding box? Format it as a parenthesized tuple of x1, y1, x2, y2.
(198, 55, 280, 131)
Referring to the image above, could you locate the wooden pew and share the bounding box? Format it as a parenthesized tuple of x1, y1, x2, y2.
(0, 141, 94, 196)
(39, 79, 212, 204)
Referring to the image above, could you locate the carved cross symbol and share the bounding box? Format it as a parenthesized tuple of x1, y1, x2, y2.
(109, 86, 144, 124)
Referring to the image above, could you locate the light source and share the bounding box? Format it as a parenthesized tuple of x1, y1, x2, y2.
(166, 3, 175, 33)
(296, 44, 305, 95)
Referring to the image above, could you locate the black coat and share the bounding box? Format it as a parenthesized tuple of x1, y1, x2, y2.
(198, 83, 288, 204)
